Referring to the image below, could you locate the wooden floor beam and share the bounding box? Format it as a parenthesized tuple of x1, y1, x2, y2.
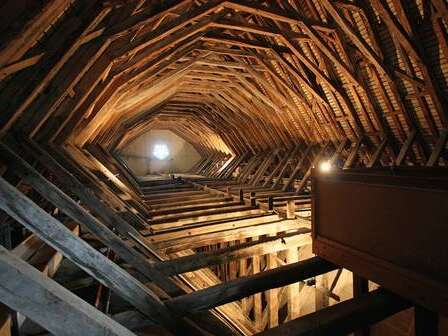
(166, 256, 337, 314)
(256, 289, 411, 336)
(155, 230, 310, 275)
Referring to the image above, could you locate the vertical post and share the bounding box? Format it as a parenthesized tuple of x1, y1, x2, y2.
(239, 189, 244, 204)
(0, 214, 13, 336)
(228, 241, 237, 280)
(252, 237, 262, 331)
(0, 308, 11, 336)
(415, 305, 438, 336)
(239, 256, 248, 315)
(315, 274, 329, 310)
(250, 192, 257, 207)
(9, 311, 19, 336)
(286, 247, 300, 320)
(267, 234, 278, 328)
(268, 196, 274, 211)
(353, 274, 370, 336)
(226, 186, 231, 197)
(286, 200, 296, 219)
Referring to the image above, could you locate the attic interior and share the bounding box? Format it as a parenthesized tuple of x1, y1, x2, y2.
(0, 0, 447, 335)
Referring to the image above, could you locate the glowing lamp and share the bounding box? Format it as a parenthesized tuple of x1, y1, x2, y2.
(319, 160, 332, 173)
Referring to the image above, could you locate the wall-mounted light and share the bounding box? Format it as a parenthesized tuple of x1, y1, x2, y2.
(319, 160, 332, 173)
(153, 143, 170, 160)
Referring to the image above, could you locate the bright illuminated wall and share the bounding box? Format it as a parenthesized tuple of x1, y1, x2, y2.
(119, 130, 201, 176)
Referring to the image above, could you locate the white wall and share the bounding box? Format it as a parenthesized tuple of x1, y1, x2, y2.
(119, 130, 201, 176)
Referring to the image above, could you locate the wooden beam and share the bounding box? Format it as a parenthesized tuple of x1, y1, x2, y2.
(0, 53, 44, 80)
(267, 233, 279, 328)
(150, 218, 309, 252)
(426, 130, 448, 166)
(0, 176, 180, 333)
(415, 305, 439, 336)
(315, 274, 329, 310)
(296, 144, 330, 193)
(282, 145, 313, 191)
(367, 138, 387, 168)
(353, 274, 370, 336)
(395, 130, 417, 165)
(0, 143, 182, 295)
(252, 238, 263, 331)
(343, 137, 364, 169)
(0, 309, 10, 336)
(166, 257, 337, 314)
(0, 245, 137, 336)
(256, 289, 411, 336)
(15, 222, 79, 277)
(154, 230, 310, 275)
(328, 139, 349, 165)
(286, 245, 300, 320)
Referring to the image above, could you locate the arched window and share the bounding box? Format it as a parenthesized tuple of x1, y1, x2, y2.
(152, 143, 170, 160)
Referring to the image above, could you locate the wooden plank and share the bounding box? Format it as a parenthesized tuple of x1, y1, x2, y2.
(255, 289, 411, 336)
(0, 245, 137, 336)
(166, 257, 337, 314)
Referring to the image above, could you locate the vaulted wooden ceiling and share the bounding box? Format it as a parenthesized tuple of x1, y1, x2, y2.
(1, 0, 448, 165)
(1, 1, 448, 336)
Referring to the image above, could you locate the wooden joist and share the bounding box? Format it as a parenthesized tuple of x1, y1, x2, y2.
(151, 218, 308, 252)
(256, 289, 411, 336)
(166, 256, 337, 314)
(154, 229, 310, 275)
(1, 0, 448, 334)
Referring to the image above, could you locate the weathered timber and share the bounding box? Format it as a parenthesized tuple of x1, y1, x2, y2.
(255, 289, 411, 336)
(0, 245, 138, 336)
(0, 175, 182, 333)
(166, 256, 337, 314)
(154, 229, 310, 275)
(0, 142, 199, 296)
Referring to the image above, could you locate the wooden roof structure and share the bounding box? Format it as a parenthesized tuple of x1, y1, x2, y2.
(0, 0, 447, 335)
(1, 0, 448, 161)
